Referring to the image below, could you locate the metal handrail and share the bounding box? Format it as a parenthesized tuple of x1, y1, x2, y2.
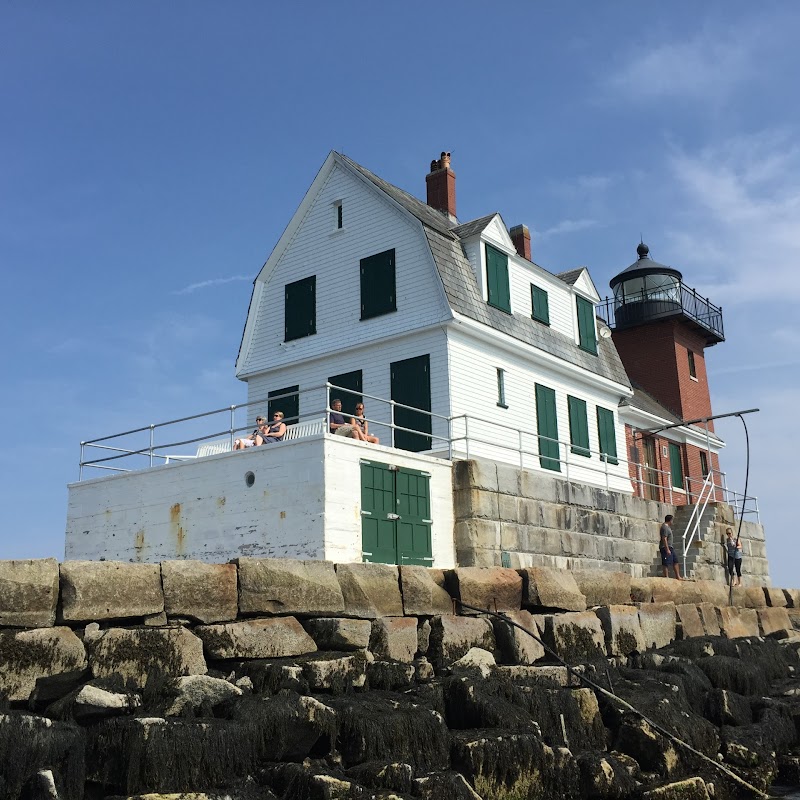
(76, 384, 757, 520)
(681, 470, 716, 577)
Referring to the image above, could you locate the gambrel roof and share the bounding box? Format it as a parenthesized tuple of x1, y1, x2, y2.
(338, 154, 630, 388)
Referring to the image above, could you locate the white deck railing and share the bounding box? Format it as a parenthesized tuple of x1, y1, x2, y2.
(76, 383, 758, 519)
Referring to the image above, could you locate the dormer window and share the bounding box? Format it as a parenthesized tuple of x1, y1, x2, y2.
(486, 244, 510, 313)
(576, 296, 598, 355)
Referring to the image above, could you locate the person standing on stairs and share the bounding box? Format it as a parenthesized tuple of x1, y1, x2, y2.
(660, 514, 683, 580)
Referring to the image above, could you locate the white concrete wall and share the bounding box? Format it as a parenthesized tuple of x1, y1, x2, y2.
(239, 162, 451, 378)
(446, 328, 632, 493)
(322, 435, 455, 567)
(66, 435, 455, 567)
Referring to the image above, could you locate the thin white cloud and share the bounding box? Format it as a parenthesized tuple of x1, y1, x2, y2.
(605, 27, 756, 102)
(709, 358, 800, 377)
(664, 131, 800, 303)
(535, 219, 599, 239)
(173, 275, 251, 295)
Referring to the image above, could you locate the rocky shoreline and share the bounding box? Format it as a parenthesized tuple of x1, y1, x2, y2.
(1, 558, 799, 799)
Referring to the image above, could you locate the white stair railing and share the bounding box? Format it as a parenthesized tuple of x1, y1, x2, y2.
(681, 470, 716, 577)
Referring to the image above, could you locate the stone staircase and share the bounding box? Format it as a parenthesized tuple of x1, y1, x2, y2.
(648, 504, 717, 578)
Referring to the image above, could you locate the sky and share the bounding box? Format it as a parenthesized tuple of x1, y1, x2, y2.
(1, 3, 798, 587)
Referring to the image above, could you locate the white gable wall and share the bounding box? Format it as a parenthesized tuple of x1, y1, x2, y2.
(239, 162, 451, 378)
(446, 327, 631, 493)
(244, 328, 452, 451)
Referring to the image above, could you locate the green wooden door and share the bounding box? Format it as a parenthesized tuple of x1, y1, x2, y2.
(669, 443, 684, 489)
(360, 462, 432, 566)
(396, 467, 433, 566)
(360, 462, 397, 564)
(390, 354, 431, 452)
(535, 384, 561, 471)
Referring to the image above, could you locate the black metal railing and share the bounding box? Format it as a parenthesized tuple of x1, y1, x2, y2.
(596, 283, 724, 341)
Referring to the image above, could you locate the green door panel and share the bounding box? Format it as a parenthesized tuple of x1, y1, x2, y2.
(390, 354, 432, 452)
(361, 463, 432, 566)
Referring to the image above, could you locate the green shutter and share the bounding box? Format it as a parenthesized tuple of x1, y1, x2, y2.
(576, 296, 597, 354)
(361, 462, 398, 565)
(328, 370, 362, 417)
(396, 467, 433, 566)
(486, 244, 511, 313)
(284, 276, 316, 342)
(669, 443, 684, 489)
(535, 384, 560, 471)
(531, 285, 550, 324)
(568, 396, 590, 457)
(596, 406, 618, 465)
(360, 249, 396, 320)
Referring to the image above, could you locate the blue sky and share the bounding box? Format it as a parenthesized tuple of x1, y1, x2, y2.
(1, 3, 797, 587)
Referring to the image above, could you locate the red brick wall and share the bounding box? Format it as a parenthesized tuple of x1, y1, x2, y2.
(425, 168, 456, 218)
(612, 319, 716, 428)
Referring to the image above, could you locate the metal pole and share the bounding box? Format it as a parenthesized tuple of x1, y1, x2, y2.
(230, 405, 236, 449)
(564, 441, 570, 485)
(447, 415, 453, 461)
(604, 450, 609, 491)
(79, 442, 84, 481)
(390, 400, 396, 449)
(149, 425, 155, 468)
(464, 416, 470, 460)
(518, 429, 523, 469)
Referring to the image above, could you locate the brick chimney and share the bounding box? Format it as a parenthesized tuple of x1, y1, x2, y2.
(509, 224, 531, 260)
(426, 152, 456, 220)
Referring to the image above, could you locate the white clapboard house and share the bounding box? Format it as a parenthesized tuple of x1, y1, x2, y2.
(67, 151, 732, 569)
(236, 151, 634, 489)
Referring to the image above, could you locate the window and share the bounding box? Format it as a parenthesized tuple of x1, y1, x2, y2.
(268, 385, 299, 424)
(360, 248, 396, 320)
(334, 200, 343, 230)
(535, 384, 560, 471)
(596, 406, 618, 464)
(567, 396, 590, 457)
(486, 244, 511, 313)
(284, 276, 316, 342)
(328, 370, 362, 417)
(531, 284, 550, 325)
(688, 349, 697, 378)
(669, 442, 684, 489)
(496, 368, 508, 408)
(700, 451, 709, 477)
(576, 296, 598, 354)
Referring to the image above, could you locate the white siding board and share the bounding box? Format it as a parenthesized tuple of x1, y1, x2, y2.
(244, 328, 452, 450)
(240, 164, 450, 378)
(446, 329, 631, 493)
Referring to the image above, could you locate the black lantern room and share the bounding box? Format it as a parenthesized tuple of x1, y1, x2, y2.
(607, 243, 724, 345)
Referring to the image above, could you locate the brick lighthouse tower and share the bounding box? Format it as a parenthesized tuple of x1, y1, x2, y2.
(606, 243, 726, 501)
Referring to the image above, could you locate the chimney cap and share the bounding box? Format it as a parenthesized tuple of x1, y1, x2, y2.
(429, 151, 452, 173)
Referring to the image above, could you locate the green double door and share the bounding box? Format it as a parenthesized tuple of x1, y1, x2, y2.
(360, 460, 432, 566)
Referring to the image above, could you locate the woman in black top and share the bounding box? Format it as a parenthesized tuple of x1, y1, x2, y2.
(259, 411, 286, 444)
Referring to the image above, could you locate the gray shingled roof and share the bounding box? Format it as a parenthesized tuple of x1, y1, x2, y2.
(424, 227, 630, 387)
(622, 385, 682, 423)
(555, 268, 585, 286)
(341, 153, 631, 389)
(452, 213, 498, 239)
(340, 153, 457, 237)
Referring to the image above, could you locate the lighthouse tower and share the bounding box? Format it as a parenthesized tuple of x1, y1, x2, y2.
(607, 243, 725, 501)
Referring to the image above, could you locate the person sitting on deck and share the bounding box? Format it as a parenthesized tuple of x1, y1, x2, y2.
(233, 416, 266, 449)
(329, 399, 365, 440)
(351, 403, 379, 444)
(259, 411, 287, 443)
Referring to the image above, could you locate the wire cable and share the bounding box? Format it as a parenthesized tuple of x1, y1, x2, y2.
(456, 599, 769, 798)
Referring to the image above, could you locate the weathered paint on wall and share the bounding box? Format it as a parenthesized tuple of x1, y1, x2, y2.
(65, 435, 455, 567)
